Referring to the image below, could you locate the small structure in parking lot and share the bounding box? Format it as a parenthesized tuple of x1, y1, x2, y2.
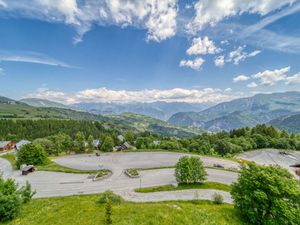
(21, 165, 35, 175)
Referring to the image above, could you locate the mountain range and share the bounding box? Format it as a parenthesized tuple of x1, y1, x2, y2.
(168, 91, 300, 132)
(0, 96, 200, 137)
(71, 101, 207, 121)
(4, 91, 300, 134)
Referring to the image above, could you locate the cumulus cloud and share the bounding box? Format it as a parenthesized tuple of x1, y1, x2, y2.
(233, 75, 250, 83)
(187, 36, 221, 55)
(26, 87, 243, 104)
(286, 72, 300, 85)
(179, 57, 205, 71)
(0, 50, 75, 68)
(187, 0, 296, 33)
(227, 46, 261, 65)
(247, 82, 258, 88)
(214, 55, 225, 67)
(252, 66, 290, 86)
(0, 0, 178, 43)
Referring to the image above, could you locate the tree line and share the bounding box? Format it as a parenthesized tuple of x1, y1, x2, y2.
(0, 119, 299, 157)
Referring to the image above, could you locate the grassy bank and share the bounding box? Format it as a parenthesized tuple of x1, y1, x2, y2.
(0, 153, 107, 174)
(1, 194, 242, 225)
(135, 182, 231, 193)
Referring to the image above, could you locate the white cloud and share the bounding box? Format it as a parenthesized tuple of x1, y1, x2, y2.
(233, 75, 250, 83)
(26, 87, 244, 104)
(0, 67, 4, 75)
(214, 55, 225, 67)
(247, 82, 258, 88)
(187, 0, 296, 33)
(187, 36, 221, 55)
(179, 57, 205, 71)
(227, 46, 261, 65)
(241, 2, 300, 37)
(286, 72, 300, 84)
(0, 0, 178, 43)
(252, 66, 290, 86)
(0, 50, 75, 68)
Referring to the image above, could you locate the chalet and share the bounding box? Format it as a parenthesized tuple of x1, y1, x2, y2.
(15, 140, 31, 151)
(0, 141, 15, 151)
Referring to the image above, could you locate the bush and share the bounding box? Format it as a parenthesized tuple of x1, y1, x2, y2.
(231, 163, 300, 225)
(19, 181, 36, 203)
(212, 193, 223, 205)
(16, 143, 48, 168)
(0, 194, 21, 222)
(0, 176, 35, 222)
(98, 190, 124, 204)
(175, 156, 207, 184)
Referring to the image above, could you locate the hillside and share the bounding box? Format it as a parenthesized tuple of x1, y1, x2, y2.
(269, 113, 300, 133)
(106, 112, 201, 137)
(20, 98, 73, 109)
(0, 97, 198, 137)
(168, 91, 300, 131)
(73, 101, 206, 121)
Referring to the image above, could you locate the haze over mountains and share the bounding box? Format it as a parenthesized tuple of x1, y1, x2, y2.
(16, 91, 300, 134)
(169, 92, 300, 132)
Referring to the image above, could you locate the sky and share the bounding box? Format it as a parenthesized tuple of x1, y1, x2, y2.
(0, 0, 300, 105)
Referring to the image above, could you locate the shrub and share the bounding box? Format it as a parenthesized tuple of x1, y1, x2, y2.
(231, 163, 300, 225)
(98, 190, 124, 204)
(19, 181, 36, 203)
(0, 176, 35, 222)
(16, 143, 48, 168)
(175, 156, 207, 184)
(105, 199, 112, 224)
(212, 193, 223, 205)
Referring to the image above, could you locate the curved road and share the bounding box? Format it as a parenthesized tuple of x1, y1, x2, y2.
(0, 157, 13, 179)
(9, 152, 239, 203)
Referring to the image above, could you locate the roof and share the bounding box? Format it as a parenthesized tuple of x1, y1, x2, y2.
(21, 165, 35, 172)
(16, 140, 30, 149)
(93, 140, 101, 146)
(0, 141, 11, 148)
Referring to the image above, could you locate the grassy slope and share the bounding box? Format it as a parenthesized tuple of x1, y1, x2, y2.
(0, 153, 105, 174)
(135, 182, 231, 193)
(1, 195, 242, 225)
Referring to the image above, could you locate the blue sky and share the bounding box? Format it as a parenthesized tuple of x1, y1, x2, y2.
(0, 0, 300, 104)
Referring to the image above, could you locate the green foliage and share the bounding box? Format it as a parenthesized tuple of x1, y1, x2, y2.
(98, 190, 124, 205)
(175, 156, 207, 184)
(101, 136, 114, 152)
(19, 181, 36, 203)
(16, 143, 48, 168)
(105, 200, 112, 224)
(74, 131, 85, 153)
(124, 131, 135, 144)
(87, 135, 94, 152)
(231, 163, 300, 225)
(212, 193, 223, 205)
(0, 176, 34, 222)
(4, 194, 243, 225)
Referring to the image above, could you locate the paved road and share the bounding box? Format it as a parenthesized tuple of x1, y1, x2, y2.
(0, 157, 13, 179)
(53, 152, 239, 172)
(237, 149, 300, 175)
(8, 152, 239, 202)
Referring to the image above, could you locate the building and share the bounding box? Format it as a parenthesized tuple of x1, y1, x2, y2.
(15, 140, 31, 151)
(0, 141, 15, 151)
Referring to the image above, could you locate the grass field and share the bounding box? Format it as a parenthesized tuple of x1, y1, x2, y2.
(135, 182, 231, 193)
(1, 194, 243, 225)
(0, 153, 108, 175)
